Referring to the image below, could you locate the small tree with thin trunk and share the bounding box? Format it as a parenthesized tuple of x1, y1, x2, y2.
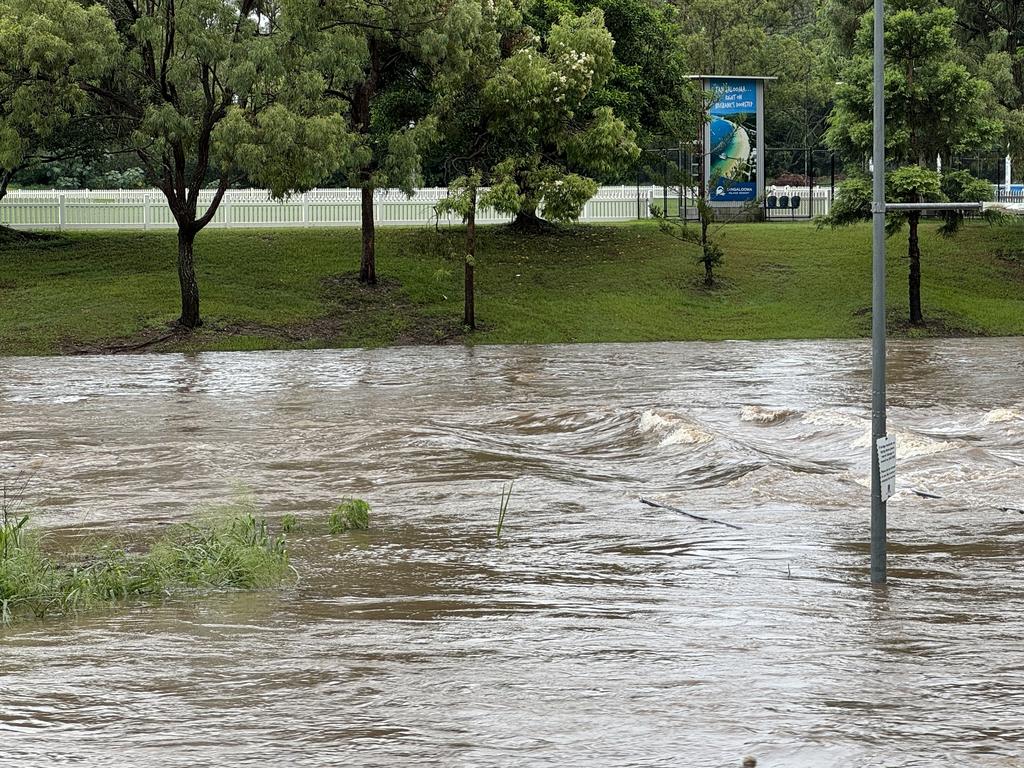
(823, 168, 995, 325)
(826, 0, 1000, 325)
(289, 0, 485, 285)
(434, 170, 481, 329)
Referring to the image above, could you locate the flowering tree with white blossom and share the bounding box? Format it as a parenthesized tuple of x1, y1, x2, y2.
(477, 8, 639, 227)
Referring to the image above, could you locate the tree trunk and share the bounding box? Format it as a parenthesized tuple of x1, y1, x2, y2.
(464, 187, 476, 329)
(908, 211, 923, 326)
(352, 40, 380, 286)
(360, 184, 376, 285)
(700, 216, 714, 286)
(0, 169, 11, 204)
(512, 206, 546, 229)
(511, 167, 545, 229)
(177, 227, 202, 329)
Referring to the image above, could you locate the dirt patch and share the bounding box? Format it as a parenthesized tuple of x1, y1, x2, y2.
(851, 305, 983, 337)
(61, 323, 190, 355)
(60, 273, 468, 355)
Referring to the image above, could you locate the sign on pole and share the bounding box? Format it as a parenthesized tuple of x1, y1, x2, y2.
(706, 78, 761, 203)
(876, 436, 896, 502)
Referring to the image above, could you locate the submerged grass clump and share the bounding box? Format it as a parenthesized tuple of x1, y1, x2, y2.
(0, 502, 291, 625)
(328, 499, 370, 533)
(144, 512, 289, 590)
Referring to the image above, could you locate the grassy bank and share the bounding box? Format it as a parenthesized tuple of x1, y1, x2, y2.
(2, 220, 1024, 355)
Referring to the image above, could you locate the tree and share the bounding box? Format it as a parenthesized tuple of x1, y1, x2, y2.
(825, 168, 995, 325)
(826, 0, 1000, 325)
(520, 0, 696, 147)
(432, 5, 639, 327)
(80, 0, 350, 329)
(0, 0, 118, 205)
(478, 8, 639, 227)
(674, 0, 832, 149)
(286, 0, 486, 285)
(434, 170, 481, 328)
(949, 0, 1024, 161)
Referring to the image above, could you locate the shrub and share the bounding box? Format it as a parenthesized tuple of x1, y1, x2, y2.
(329, 499, 370, 533)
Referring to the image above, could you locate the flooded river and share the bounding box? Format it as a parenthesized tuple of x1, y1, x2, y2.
(1, 340, 1023, 767)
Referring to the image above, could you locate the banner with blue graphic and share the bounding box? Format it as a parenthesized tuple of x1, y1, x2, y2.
(707, 78, 758, 202)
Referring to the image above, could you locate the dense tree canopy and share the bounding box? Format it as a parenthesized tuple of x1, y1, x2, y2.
(0, 0, 118, 200)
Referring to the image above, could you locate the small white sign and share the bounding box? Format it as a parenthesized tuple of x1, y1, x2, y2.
(877, 435, 897, 502)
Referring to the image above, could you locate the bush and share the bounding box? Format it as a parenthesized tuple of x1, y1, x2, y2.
(0, 503, 291, 624)
(329, 499, 370, 533)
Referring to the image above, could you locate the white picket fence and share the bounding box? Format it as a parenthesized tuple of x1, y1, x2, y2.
(0, 184, 838, 231)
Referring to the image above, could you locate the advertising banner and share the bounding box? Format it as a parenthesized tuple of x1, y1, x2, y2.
(707, 78, 758, 203)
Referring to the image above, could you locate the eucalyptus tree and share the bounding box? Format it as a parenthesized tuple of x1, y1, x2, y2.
(0, 0, 117, 205)
(86, 0, 351, 328)
(826, 0, 999, 325)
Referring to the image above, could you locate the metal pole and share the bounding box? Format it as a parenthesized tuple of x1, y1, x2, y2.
(870, 0, 887, 585)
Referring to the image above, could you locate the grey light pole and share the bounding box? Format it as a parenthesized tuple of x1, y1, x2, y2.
(870, 0, 887, 584)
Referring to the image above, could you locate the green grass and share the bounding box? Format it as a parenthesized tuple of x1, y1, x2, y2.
(2, 220, 1024, 355)
(0, 501, 291, 624)
(328, 498, 370, 533)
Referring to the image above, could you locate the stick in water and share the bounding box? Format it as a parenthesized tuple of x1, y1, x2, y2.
(912, 489, 1023, 513)
(639, 497, 742, 530)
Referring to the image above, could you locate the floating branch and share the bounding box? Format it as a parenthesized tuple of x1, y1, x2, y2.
(638, 496, 742, 530)
(911, 488, 1022, 514)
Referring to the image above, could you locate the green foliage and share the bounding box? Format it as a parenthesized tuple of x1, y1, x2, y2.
(214, 108, 353, 200)
(435, 170, 482, 222)
(827, 0, 1000, 164)
(939, 169, 998, 236)
(677, 0, 831, 146)
(290, 0, 488, 192)
(821, 175, 873, 228)
(479, 159, 600, 224)
(84, 0, 354, 213)
(329, 499, 370, 533)
(0, 0, 118, 194)
(0, 502, 291, 624)
(280, 514, 298, 533)
(940, 170, 994, 205)
(948, 1, 1024, 155)
(434, 7, 638, 224)
(824, 168, 995, 234)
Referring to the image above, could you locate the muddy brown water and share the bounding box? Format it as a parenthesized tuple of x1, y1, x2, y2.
(1, 340, 1023, 767)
